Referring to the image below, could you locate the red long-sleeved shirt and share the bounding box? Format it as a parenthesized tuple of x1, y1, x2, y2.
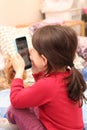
(10, 71, 84, 130)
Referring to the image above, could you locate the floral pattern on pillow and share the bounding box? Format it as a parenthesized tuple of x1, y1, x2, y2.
(77, 36, 87, 61)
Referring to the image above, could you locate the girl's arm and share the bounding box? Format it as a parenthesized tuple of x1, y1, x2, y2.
(10, 77, 53, 109)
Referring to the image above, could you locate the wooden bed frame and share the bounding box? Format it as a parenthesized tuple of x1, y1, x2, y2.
(63, 20, 85, 36)
(16, 20, 85, 36)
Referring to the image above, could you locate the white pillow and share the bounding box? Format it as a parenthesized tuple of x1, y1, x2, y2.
(0, 25, 34, 84)
(0, 25, 32, 56)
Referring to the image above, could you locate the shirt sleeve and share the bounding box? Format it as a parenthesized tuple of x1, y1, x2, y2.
(10, 77, 54, 109)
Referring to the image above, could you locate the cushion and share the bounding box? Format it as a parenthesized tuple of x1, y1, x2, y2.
(30, 19, 65, 34)
(77, 36, 87, 61)
(74, 53, 85, 71)
(0, 25, 34, 85)
(0, 25, 32, 55)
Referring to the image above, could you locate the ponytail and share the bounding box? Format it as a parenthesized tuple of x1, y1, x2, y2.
(66, 67, 87, 107)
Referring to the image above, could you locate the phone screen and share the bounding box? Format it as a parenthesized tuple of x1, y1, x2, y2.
(15, 36, 32, 69)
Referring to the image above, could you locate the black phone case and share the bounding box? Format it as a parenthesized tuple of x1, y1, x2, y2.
(15, 36, 32, 69)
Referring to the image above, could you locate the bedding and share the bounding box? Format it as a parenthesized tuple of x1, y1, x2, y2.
(25, 19, 85, 36)
(0, 21, 87, 129)
(0, 25, 32, 55)
(0, 25, 34, 86)
(77, 36, 87, 61)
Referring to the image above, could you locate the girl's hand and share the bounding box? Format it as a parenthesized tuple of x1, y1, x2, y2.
(12, 54, 25, 78)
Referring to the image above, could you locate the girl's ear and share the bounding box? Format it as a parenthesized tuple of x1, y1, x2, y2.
(41, 54, 47, 66)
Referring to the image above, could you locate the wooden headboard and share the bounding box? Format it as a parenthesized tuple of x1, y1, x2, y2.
(16, 20, 85, 36)
(63, 20, 85, 36)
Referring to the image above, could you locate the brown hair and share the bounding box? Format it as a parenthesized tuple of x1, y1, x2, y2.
(32, 25, 87, 106)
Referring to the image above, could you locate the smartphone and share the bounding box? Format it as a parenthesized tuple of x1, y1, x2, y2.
(15, 36, 32, 69)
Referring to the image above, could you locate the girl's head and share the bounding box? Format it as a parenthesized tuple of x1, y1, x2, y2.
(32, 25, 77, 73)
(32, 25, 87, 104)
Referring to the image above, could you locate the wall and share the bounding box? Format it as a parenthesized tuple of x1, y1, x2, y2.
(0, 0, 42, 26)
(0, 0, 87, 26)
(71, 0, 87, 8)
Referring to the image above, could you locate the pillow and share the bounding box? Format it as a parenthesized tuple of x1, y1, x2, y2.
(0, 25, 32, 55)
(30, 19, 65, 34)
(0, 25, 34, 85)
(77, 36, 87, 61)
(74, 53, 85, 71)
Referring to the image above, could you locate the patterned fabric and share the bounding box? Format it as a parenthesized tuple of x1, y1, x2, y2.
(74, 53, 85, 71)
(0, 25, 34, 85)
(0, 25, 32, 56)
(77, 36, 87, 61)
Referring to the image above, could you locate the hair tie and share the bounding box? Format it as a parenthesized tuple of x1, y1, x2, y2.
(69, 63, 74, 68)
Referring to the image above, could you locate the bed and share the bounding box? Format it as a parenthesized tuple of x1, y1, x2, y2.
(0, 19, 87, 129)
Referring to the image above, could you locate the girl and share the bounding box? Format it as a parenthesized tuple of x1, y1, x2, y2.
(7, 25, 87, 130)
